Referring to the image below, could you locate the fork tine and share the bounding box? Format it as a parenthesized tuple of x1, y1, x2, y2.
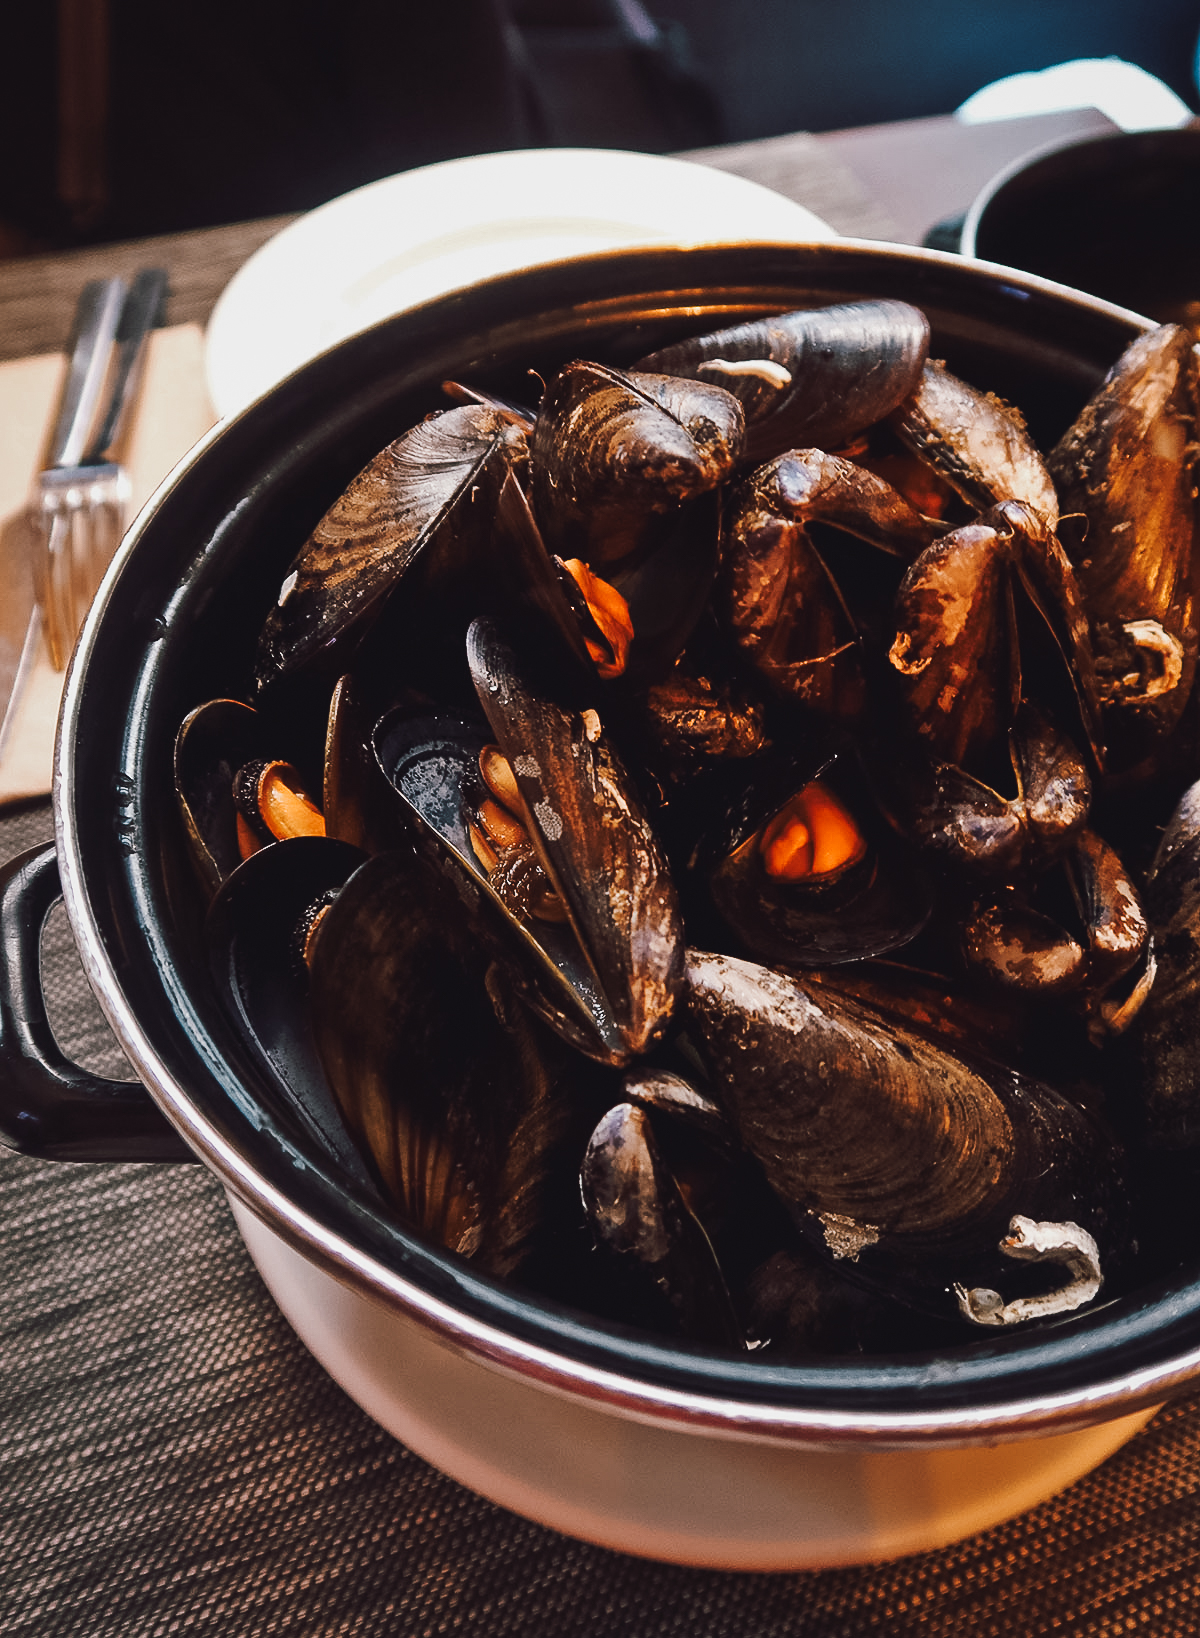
(83, 481, 126, 612)
(38, 512, 76, 671)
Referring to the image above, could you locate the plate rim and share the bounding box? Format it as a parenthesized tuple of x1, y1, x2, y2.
(204, 145, 836, 418)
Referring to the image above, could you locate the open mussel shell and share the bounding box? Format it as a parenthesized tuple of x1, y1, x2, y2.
(175, 698, 266, 895)
(721, 448, 933, 717)
(500, 472, 721, 692)
(887, 502, 1103, 774)
(890, 706, 1092, 882)
(175, 697, 327, 897)
(205, 834, 376, 1189)
(580, 1100, 745, 1350)
(685, 949, 1128, 1323)
(1049, 324, 1200, 768)
(307, 849, 569, 1277)
(634, 299, 930, 469)
(960, 829, 1149, 1023)
(698, 745, 934, 967)
(528, 361, 744, 566)
(601, 490, 722, 688)
(255, 405, 528, 691)
(372, 705, 629, 1065)
(467, 617, 685, 1059)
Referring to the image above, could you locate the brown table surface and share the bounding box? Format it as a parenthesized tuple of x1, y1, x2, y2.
(5, 113, 1200, 1638)
(0, 108, 1118, 363)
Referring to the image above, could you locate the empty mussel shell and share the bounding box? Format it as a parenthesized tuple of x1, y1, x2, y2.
(893, 706, 1092, 882)
(960, 828, 1149, 1024)
(887, 502, 1103, 773)
(205, 834, 375, 1189)
(721, 448, 933, 717)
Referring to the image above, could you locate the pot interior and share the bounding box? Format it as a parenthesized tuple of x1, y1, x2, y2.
(61, 241, 1200, 1428)
(966, 128, 1200, 325)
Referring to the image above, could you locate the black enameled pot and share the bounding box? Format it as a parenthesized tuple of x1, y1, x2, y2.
(0, 241, 1191, 1565)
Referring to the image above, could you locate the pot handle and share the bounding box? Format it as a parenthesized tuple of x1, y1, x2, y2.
(0, 843, 194, 1161)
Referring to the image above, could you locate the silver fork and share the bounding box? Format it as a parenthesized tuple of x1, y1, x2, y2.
(33, 268, 167, 669)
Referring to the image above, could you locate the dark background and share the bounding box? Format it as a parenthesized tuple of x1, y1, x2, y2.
(2, 0, 1198, 249)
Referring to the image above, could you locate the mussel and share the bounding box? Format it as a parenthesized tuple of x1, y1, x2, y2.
(887, 500, 1103, 772)
(528, 361, 744, 566)
(721, 448, 933, 716)
(695, 743, 934, 967)
(256, 404, 530, 691)
(1050, 323, 1200, 768)
(685, 949, 1127, 1324)
(307, 849, 569, 1276)
(634, 299, 931, 468)
(891, 360, 1061, 527)
(581, 1098, 744, 1349)
(176, 299, 1200, 1359)
(467, 618, 685, 1060)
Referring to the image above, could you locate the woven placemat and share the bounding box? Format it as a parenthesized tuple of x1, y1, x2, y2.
(3, 797, 1200, 1637)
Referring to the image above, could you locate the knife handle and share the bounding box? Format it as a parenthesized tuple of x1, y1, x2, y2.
(86, 267, 168, 462)
(0, 843, 194, 1161)
(46, 277, 126, 470)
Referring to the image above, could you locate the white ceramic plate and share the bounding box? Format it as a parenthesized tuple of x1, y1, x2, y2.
(204, 147, 836, 419)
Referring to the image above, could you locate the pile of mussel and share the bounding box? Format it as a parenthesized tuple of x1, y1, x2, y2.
(175, 299, 1200, 1358)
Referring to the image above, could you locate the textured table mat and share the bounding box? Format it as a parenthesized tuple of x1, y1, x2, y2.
(3, 796, 1200, 1635)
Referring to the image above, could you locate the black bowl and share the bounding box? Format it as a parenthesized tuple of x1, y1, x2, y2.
(54, 240, 1200, 1443)
(962, 125, 1200, 323)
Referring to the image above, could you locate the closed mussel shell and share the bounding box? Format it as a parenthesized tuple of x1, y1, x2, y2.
(634, 300, 930, 469)
(891, 360, 1060, 527)
(528, 360, 744, 566)
(685, 949, 1128, 1323)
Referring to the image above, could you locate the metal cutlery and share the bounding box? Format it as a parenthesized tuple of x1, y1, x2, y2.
(33, 267, 168, 670)
(0, 278, 121, 760)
